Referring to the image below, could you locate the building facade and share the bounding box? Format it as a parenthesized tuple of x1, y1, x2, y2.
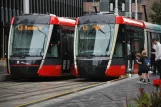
(0, 0, 83, 59)
(83, 0, 157, 21)
(139, 0, 160, 22)
(83, 0, 143, 19)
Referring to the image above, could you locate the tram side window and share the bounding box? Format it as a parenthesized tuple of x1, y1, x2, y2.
(160, 34, 161, 42)
(151, 33, 161, 51)
(60, 26, 74, 58)
(151, 33, 161, 41)
(46, 25, 60, 58)
(133, 31, 144, 53)
(113, 25, 125, 57)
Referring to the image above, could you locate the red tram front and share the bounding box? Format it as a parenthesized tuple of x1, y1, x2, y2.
(7, 14, 77, 78)
(74, 14, 145, 78)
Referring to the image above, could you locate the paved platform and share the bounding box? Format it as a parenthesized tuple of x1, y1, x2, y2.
(29, 74, 160, 107)
(0, 60, 9, 81)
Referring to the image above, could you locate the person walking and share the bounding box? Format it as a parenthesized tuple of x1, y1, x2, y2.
(151, 44, 157, 74)
(135, 53, 143, 83)
(141, 50, 151, 84)
(152, 38, 161, 79)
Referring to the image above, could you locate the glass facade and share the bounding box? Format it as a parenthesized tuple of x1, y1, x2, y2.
(0, 0, 83, 58)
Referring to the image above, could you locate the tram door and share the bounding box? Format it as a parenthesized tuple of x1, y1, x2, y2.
(4, 26, 10, 58)
(61, 28, 71, 73)
(2, 23, 10, 58)
(126, 29, 135, 73)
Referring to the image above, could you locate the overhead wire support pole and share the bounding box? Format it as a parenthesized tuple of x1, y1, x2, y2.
(135, 0, 138, 20)
(23, 0, 30, 14)
(129, 0, 132, 18)
(142, 4, 148, 22)
(115, 0, 119, 15)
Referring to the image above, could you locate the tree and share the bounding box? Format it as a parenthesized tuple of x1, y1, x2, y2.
(149, 1, 161, 24)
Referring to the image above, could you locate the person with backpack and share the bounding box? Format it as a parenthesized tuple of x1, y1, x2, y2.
(140, 50, 151, 84)
(135, 53, 143, 83)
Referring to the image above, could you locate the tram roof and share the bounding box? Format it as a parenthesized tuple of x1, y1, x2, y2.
(144, 22, 161, 31)
(50, 16, 76, 26)
(11, 14, 76, 26)
(76, 14, 145, 28)
(116, 16, 145, 28)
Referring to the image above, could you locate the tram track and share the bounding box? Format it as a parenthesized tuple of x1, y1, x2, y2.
(0, 79, 81, 97)
(17, 82, 107, 107)
(0, 81, 100, 102)
(0, 77, 117, 107)
(0, 78, 80, 88)
(0, 78, 97, 96)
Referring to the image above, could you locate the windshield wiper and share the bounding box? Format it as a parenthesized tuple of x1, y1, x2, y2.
(37, 27, 47, 57)
(98, 29, 106, 34)
(79, 53, 95, 59)
(105, 24, 112, 52)
(86, 54, 95, 59)
(11, 53, 29, 58)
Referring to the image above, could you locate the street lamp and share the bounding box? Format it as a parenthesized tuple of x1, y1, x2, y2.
(129, 0, 132, 18)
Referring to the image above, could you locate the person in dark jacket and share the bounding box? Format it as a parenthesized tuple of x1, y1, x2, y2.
(151, 44, 157, 74)
(135, 53, 143, 83)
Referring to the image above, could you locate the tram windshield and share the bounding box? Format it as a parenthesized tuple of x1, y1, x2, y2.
(9, 24, 49, 57)
(76, 24, 115, 57)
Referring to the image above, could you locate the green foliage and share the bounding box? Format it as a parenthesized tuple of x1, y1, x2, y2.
(150, 91, 161, 107)
(128, 89, 161, 107)
(149, 1, 161, 24)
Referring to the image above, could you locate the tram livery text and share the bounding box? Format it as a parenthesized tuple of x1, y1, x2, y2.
(18, 25, 42, 31)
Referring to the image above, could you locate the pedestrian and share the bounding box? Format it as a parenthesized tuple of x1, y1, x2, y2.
(141, 50, 150, 84)
(135, 53, 143, 83)
(127, 41, 131, 73)
(151, 44, 157, 74)
(152, 38, 161, 79)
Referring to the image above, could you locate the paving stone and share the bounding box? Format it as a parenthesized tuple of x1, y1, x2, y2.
(29, 74, 160, 107)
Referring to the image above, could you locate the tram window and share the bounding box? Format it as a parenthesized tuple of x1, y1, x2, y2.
(152, 33, 160, 41)
(160, 34, 161, 42)
(46, 25, 60, 58)
(60, 26, 74, 58)
(12, 25, 49, 56)
(113, 25, 125, 57)
(134, 31, 144, 53)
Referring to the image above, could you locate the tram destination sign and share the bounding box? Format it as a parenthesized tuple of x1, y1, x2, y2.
(18, 25, 42, 31)
(82, 25, 104, 31)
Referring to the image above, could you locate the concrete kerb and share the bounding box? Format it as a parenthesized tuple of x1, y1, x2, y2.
(0, 73, 9, 81)
(0, 60, 9, 81)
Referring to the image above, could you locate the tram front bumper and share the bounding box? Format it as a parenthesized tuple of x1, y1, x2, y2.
(10, 66, 39, 78)
(76, 59, 109, 78)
